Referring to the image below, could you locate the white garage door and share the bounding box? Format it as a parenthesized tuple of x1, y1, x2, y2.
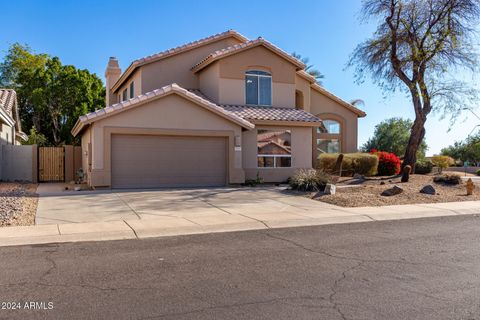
(111, 134, 227, 188)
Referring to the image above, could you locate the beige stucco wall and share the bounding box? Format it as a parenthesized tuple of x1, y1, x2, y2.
(0, 123, 15, 145)
(81, 126, 91, 184)
(242, 125, 313, 183)
(115, 69, 142, 104)
(295, 75, 311, 111)
(213, 45, 297, 107)
(139, 37, 242, 93)
(199, 62, 220, 102)
(310, 89, 359, 153)
(86, 94, 245, 187)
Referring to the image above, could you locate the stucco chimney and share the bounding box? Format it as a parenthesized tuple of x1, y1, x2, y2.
(105, 57, 121, 107)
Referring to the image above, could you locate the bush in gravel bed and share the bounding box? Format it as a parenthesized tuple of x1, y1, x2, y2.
(289, 169, 332, 192)
(369, 149, 401, 176)
(316, 153, 378, 176)
(415, 160, 433, 174)
(433, 173, 462, 185)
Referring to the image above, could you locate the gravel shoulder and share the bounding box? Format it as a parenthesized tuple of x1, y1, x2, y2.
(0, 183, 38, 227)
(314, 174, 480, 207)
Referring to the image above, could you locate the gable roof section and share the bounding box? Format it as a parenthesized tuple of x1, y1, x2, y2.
(111, 30, 249, 93)
(296, 71, 366, 118)
(310, 83, 366, 118)
(71, 83, 255, 137)
(191, 38, 306, 73)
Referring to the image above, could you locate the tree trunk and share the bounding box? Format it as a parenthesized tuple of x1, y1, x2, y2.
(403, 116, 426, 171)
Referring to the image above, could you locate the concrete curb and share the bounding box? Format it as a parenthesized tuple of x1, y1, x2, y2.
(1, 202, 479, 247)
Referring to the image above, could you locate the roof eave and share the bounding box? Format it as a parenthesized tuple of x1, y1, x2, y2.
(310, 84, 366, 118)
(111, 31, 249, 93)
(192, 40, 305, 74)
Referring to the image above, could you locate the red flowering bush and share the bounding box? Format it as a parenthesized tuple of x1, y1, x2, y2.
(369, 149, 401, 176)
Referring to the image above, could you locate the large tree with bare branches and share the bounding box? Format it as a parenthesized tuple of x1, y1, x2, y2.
(350, 0, 479, 169)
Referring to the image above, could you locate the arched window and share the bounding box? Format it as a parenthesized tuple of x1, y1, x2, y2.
(245, 70, 272, 106)
(321, 120, 341, 134)
(317, 119, 342, 154)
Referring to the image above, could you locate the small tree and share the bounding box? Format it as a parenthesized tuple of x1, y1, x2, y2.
(23, 127, 48, 146)
(362, 117, 428, 158)
(349, 0, 480, 169)
(431, 155, 455, 173)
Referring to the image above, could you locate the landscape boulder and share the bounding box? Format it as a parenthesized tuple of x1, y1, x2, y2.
(324, 184, 336, 195)
(420, 185, 436, 195)
(381, 185, 404, 196)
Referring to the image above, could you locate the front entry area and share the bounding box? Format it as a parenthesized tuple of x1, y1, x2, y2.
(110, 134, 227, 188)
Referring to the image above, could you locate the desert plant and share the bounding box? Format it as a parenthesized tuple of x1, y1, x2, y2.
(317, 153, 378, 176)
(244, 172, 264, 187)
(289, 169, 332, 192)
(415, 160, 433, 174)
(370, 150, 401, 176)
(431, 155, 455, 173)
(476, 169, 480, 176)
(433, 173, 462, 185)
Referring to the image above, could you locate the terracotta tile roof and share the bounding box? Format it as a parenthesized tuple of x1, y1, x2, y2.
(72, 83, 255, 136)
(0, 89, 16, 116)
(191, 38, 306, 73)
(112, 30, 249, 92)
(186, 89, 322, 124)
(220, 104, 322, 124)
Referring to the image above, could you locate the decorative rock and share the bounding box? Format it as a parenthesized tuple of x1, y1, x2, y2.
(466, 178, 475, 196)
(420, 184, 436, 195)
(74, 186, 82, 191)
(380, 181, 386, 185)
(381, 185, 404, 196)
(324, 184, 336, 195)
(401, 165, 411, 183)
(353, 173, 365, 180)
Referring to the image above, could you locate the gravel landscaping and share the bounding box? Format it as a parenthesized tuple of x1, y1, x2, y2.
(314, 174, 480, 207)
(0, 183, 38, 227)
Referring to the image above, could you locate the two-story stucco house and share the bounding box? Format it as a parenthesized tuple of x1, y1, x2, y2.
(72, 30, 365, 188)
(0, 89, 27, 145)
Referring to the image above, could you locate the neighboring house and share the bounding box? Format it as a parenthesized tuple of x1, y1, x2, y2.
(72, 30, 365, 188)
(0, 89, 27, 145)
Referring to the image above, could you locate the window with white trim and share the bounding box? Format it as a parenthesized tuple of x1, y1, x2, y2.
(245, 70, 272, 106)
(122, 89, 127, 101)
(257, 129, 291, 168)
(317, 119, 342, 154)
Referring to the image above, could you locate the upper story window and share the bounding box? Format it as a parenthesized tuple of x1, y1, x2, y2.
(122, 89, 127, 101)
(129, 81, 135, 99)
(245, 70, 272, 106)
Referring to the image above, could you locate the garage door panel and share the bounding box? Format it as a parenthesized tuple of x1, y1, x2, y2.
(111, 135, 227, 188)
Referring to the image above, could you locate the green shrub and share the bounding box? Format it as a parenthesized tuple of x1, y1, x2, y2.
(289, 169, 332, 192)
(317, 153, 378, 176)
(476, 169, 480, 176)
(415, 160, 433, 174)
(433, 173, 462, 185)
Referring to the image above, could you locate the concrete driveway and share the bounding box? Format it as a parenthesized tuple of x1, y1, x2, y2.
(35, 184, 345, 225)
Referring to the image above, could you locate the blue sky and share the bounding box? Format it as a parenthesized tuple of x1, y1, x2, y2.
(2, 0, 479, 155)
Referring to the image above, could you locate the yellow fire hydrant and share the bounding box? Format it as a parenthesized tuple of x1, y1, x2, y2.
(466, 178, 475, 196)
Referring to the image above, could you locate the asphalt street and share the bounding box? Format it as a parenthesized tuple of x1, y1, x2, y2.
(0, 215, 479, 320)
